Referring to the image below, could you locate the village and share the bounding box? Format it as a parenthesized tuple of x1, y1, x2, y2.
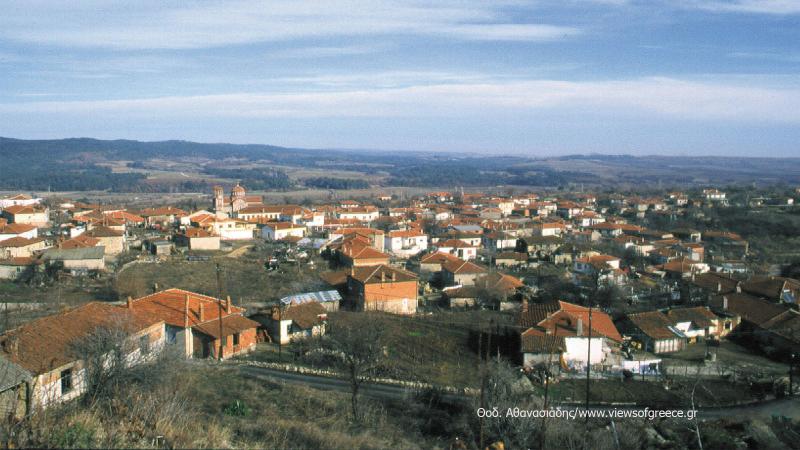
(0, 182, 798, 429)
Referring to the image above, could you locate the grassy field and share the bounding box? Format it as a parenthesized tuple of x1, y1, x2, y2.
(247, 310, 516, 389)
(114, 249, 328, 304)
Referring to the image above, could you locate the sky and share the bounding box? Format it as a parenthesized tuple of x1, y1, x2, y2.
(1, 0, 799, 156)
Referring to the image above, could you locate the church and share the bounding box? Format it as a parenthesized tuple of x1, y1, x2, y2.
(213, 183, 263, 217)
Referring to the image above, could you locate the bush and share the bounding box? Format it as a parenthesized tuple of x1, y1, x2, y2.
(224, 400, 251, 417)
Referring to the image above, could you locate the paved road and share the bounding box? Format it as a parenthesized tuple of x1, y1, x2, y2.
(239, 366, 468, 402)
(239, 365, 800, 420)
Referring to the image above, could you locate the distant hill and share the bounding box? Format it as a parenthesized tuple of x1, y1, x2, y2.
(0, 137, 798, 192)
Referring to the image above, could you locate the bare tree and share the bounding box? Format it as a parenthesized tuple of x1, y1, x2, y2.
(475, 360, 542, 449)
(312, 317, 385, 421)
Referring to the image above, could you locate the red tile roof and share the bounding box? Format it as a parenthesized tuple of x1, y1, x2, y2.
(0, 302, 163, 374)
(129, 288, 246, 329)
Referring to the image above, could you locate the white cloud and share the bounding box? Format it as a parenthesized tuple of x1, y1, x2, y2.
(2, 76, 798, 124)
(687, 0, 800, 14)
(0, 1, 581, 49)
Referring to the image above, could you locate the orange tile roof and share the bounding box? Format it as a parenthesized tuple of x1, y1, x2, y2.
(517, 301, 622, 342)
(0, 302, 163, 374)
(129, 288, 246, 329)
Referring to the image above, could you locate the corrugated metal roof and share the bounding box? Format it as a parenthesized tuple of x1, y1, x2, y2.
(280, 290, 342, 305)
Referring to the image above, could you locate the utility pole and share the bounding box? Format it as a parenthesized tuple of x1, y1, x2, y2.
(215, 263, 225, 360)
(478, 319, 485, 450)
(585, 303, 593, 419)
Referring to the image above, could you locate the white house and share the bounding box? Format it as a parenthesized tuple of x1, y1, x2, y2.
(337, 207, 380, 222)
(384, 230, 428, 258)
(0, 194, 41, 209)
(262, 222, 306, 241)
(209, 218, 257, 240)
(0, 223, 38, 243)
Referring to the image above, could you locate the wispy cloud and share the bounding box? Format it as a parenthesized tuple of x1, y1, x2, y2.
(0, 1, 582, 49)
(2, 76, 798, 123)
(728, 51, 800, 62)
(686, 0, 800, 15)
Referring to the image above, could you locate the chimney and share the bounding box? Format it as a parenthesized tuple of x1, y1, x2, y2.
(736, 283, 741, 293)
(153, 282, 159, 293)
(717, 282, 722, 293)
(226, 295, 232, 314)
(390, 272, 396, 282)
(576, 318, 583, 337)
(521, 299, 529, 313)
(199, 303, 206, 322)
(127, 296, 133, 309)
(184, 294, 190, 328)
(350, 266, 355, 277)
(381, 271, 386, 283)
(723, 296, 729, 310)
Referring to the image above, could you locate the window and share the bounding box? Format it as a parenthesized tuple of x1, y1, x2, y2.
(166, 327, 177, 344)
(140, 335, 150, 355)
(60, 369, 73, 394)
(233, 333, 240, 346)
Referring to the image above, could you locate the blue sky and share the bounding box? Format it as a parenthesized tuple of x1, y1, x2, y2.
(1, 0, 799, 156)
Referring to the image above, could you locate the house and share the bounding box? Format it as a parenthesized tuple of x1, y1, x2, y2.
(336, 207, 380, 222)
(740, 276, 800, 304)
(174, 227, 221, 251)
(516, 235, 562, 259)
(0, 194, 41, 209)
(434, 239, 478, 260)
(517, 301, 623, 370)
(0, 257, 41, 280)
(147, 240, 173, 256)
(42, 247, 106, 274)
(253, 302, 327, 345)
(85, 226, 126, 255)
(474, 272, 525, 309)
(208, 218, 257, 241)
(532, 222, 564, 237)
(660, 257, 709, 279)
(346, 265, 418, 314)
(0, 223, 38, 243)
(1, 205, 49, 227)
(483, 232, 517, 251)
(138, 206, 187, 227)
(129, 289, 260, 359)
(0, 302, 165, 416)
(621, 311, 686, 354)
(338, 239, 390, 267)
(665, 307, 727, 341)
(384, 229, 428, 258)
(0, 237, 49, 259)
(494, 252, 528, 268)
(262, 222, 307, 241)
(329, 228, 385, 252)
(710, 292, 799, 357)
(441, 285, 480, 309)
(441, 259, 487, 287)
(418, 251, 462, 278)
(573, 253, 626, 287)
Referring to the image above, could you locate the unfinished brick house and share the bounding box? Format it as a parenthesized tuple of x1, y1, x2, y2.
(129, 288, 260, 360)
(0, 302, 165, 418)
(346, 265, 419, 314)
